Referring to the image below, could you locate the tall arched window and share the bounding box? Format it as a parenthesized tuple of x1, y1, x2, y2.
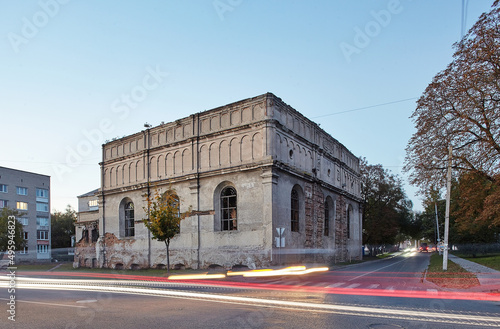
(347, 205, 352, 239)
(221, 186, 237, 231)
(125, 202, 135, 237)
(162, 189, 181, 230)
(291, 188, 299, 232)
(324, 201, 330, 236)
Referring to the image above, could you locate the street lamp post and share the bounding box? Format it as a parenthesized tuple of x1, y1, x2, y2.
(443, 145, 452, 271)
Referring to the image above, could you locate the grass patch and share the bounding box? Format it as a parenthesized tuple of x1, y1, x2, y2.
(15, 263, 61, 271)
(456, 254, 500, 271)
(426, 253, 480, 289)
(376, 252, 395, 259)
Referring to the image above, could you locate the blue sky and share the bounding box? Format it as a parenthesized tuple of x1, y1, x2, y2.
(0, 0, 495, 212)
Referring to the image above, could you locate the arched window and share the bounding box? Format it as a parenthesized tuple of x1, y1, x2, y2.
(347, 204, 352, 239)
(91, 227, 98, 243)
(162, 189, 181, 230)
(125, 202, 135, 237)
(291, 188, 299, 232)
(82, 229, 89, 243)
(162, 190, 180, 214)
(324, 201, 330, 236)
(220, 186, 237, 231)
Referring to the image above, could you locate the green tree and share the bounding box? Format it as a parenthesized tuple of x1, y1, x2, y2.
(451, 172, 500, 243)
(143, 188, 191, 273)
(416, 190, 447, 244)
(404, 1, 500, 227)
(361, 158, 414, 250)
(0, 208, 25, 252)
(51, 205, 76, 249)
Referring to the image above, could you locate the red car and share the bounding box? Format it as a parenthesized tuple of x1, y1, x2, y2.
(419, 243, 429, 252)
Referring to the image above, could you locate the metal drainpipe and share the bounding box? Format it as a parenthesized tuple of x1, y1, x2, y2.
(196, 113, 201, 269)
(146, 128, 151, 268)
(101, 145, 106, 268)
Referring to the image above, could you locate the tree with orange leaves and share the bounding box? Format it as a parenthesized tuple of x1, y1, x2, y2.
(143, 187, 191, 273)
(405, 1, 500, 228)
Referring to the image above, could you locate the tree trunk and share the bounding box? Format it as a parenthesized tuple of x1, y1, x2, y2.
(165, 239, 170, 275)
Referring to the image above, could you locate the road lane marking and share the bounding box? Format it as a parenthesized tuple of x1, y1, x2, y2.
(76, 299, 98, 303)
(313, 282, 328, 287)
(326, 282, 345, 287)
(348, 258, 408, 281)
(345, 283, 361, 289)
(0, 298, 86, 308)
(367, 284, 380, 289)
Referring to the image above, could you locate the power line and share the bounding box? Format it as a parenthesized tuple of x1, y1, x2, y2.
(311, 97, 418, 119)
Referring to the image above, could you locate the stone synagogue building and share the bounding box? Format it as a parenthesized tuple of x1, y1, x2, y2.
(74, 93, 363, 270)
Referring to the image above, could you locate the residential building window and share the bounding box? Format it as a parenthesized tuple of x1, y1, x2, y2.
(0, 184, 7, 193)
(17, 201, 28, 210)
(0, 200, 8, 208)
(324, 201, 330, 236)
(24, 232, 29, 240)
(17, 187, 28, 195)
(20, 247, 28, 255)
(220, 186, 237, 231)
(88, 199, 98, 210)
(37, 245, 49, 254)
(291, 188, 299, 232)
(18, 218, 28, 225)
(36, 217, 49, 227)
(36, 188, 49, 198)
(37, 230, 49, 240)
(125, 202, 135, 237)
(36, 202, 49, 212)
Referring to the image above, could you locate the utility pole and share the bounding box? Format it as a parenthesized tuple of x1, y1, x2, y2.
(443, 145, 452, 271)
(435, 202, 441, 255)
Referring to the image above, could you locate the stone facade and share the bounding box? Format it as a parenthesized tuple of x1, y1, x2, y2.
(74, 189, 99, 268)
(76, 93, 362, 269)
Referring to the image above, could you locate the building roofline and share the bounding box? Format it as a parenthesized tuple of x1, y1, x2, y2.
(77, 188, 99, 198)
(0, 166, 51, 178)
(102, 93, 274, 146)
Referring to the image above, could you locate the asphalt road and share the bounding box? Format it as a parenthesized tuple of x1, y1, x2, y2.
(1, 252, 499, 329)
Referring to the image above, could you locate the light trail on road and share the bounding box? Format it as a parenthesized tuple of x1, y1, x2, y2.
(2, 274, 499, 302)
(2, 278, 500, 327)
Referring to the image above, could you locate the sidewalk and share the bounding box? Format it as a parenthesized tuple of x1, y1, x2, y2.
(448, 254, 500, 290)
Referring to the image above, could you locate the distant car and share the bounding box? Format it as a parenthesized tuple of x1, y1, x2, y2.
(419, 243, 428, 252)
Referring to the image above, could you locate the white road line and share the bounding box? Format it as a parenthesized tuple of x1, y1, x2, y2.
(367, 284, 380, 289)
(313, 282, 328, 287)
(385, 286, 395, 292)
(326, 282, 345, 288)
(0, 298, 86, 308)
(345, 283, 361, 289)
(348, 257, 408, 281)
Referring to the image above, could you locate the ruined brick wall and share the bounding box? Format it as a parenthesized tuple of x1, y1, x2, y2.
(102, 232, 149, 269)
(335, 195, 348, 263)
(304, 182, 325, 249)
